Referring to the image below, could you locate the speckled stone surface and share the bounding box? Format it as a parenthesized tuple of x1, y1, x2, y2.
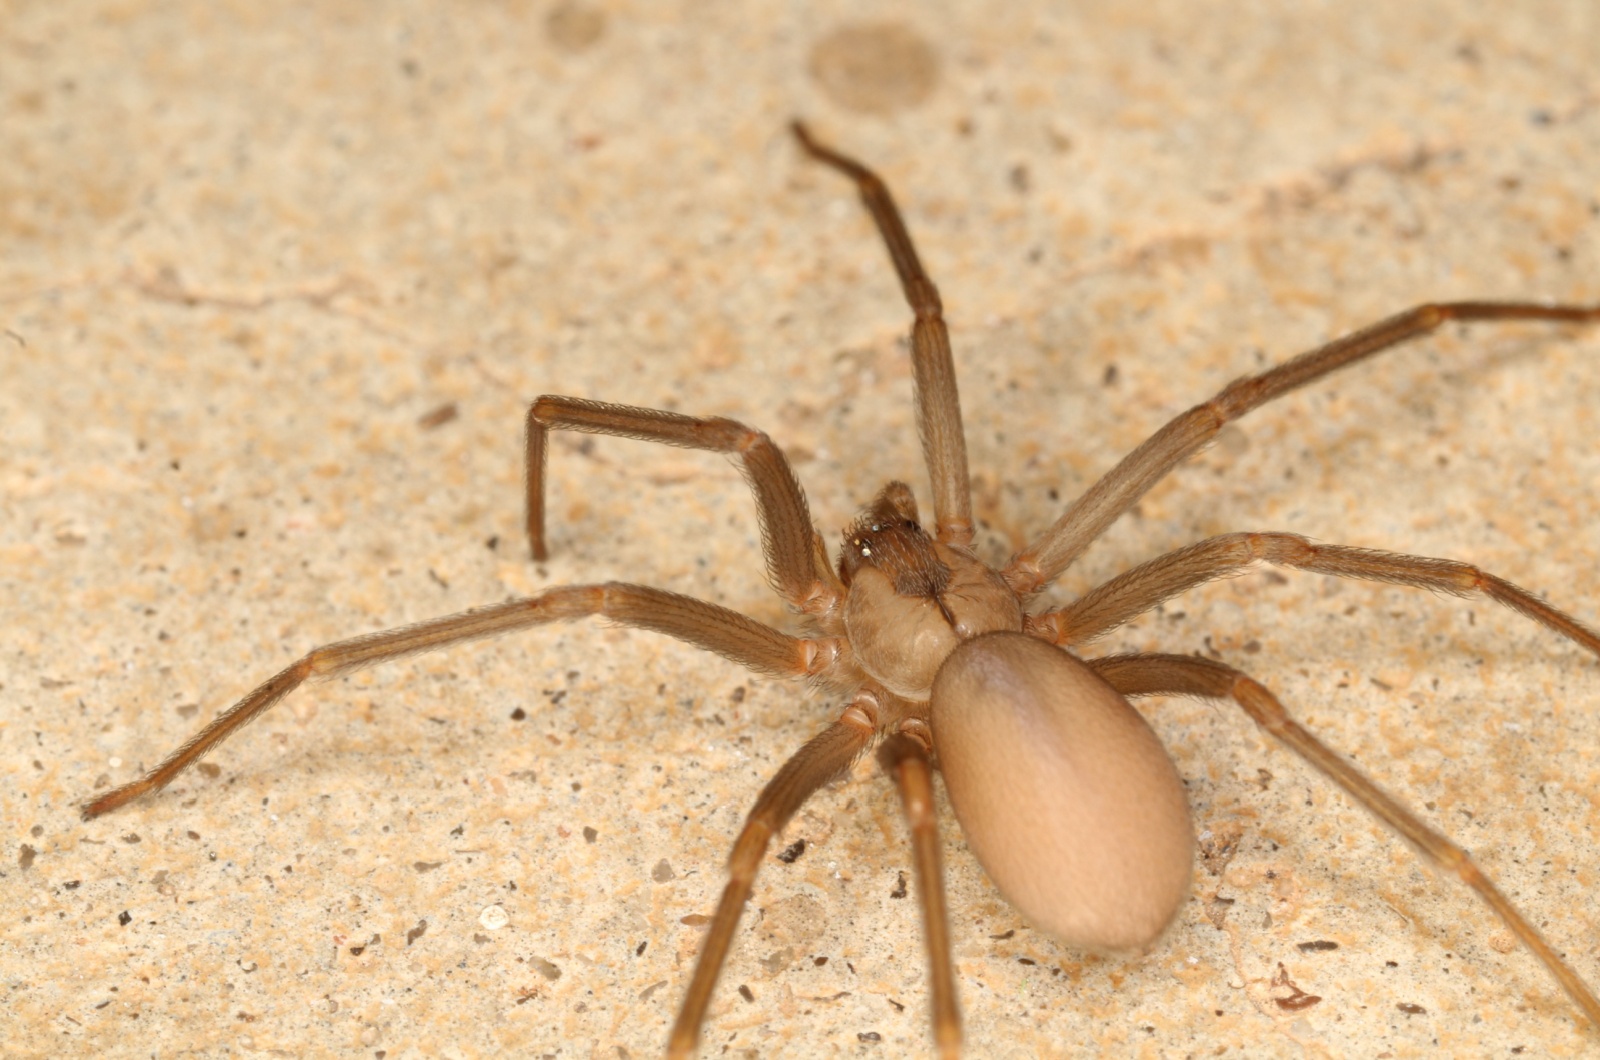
(5, 2, 1600, 1057)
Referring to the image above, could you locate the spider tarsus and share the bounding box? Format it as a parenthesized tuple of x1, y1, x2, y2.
(80, 781, 146, 821)
(790, 118, 864, 180)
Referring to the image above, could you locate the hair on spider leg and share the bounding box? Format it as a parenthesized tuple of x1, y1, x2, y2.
(79, 121, 1600, 1056)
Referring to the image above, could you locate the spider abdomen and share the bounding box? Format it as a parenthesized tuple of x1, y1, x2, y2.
(930, 631, 1194, 952)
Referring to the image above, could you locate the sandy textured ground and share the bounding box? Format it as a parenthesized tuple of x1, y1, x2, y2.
(5, 2, 1600, 1057)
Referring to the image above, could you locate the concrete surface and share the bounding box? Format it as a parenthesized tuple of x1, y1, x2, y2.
(4, 1, 1600, 1057)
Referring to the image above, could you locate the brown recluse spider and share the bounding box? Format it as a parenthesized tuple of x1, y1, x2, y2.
(82, 122, 1600, 1056)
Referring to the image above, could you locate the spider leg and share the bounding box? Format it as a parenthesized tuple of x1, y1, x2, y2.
(1089, 652, 1600, 1028)
(669, 698, 878, 1059)
(792, 121, 974, 548)
(880, 725, 962, 1060)
(81, 584, 844, 819)
(1029, 531, 1600, 657)
(526, 395, 842, 614)
(1005, 301, 1600, 595)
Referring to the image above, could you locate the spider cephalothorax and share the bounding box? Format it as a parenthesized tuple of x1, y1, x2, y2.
(838, 482, 1022, 700)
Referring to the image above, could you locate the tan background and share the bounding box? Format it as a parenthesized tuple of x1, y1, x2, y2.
(4, 1, 1600, 1057)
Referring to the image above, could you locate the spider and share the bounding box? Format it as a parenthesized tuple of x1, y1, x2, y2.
(82, 122, 1600, 1057)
